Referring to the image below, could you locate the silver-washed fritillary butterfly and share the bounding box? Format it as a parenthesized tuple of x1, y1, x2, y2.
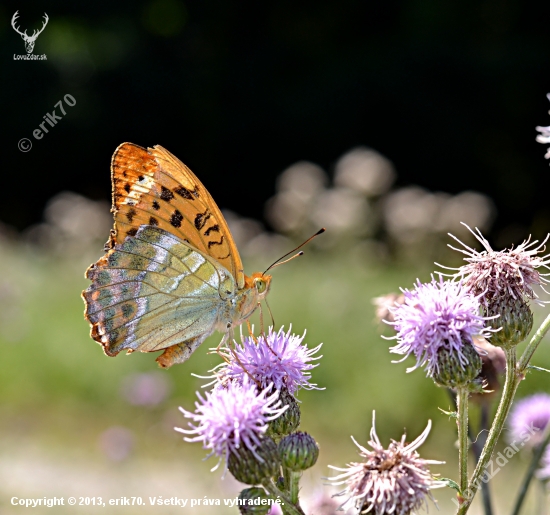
(82, 143, 271, 368)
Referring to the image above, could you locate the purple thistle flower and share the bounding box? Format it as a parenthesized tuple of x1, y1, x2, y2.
(175, 378, 287, 470)
(536, 93, 550, 160)
(442, 223, 550, 308)
(537, 445, 550, 481)
(218, 326, 322, 395)
(328, 413, 445, 515)
(388, 277, 490, 377)
(508, 393, 550, 448)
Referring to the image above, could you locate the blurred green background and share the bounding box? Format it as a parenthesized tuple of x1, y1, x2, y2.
(2, 1, 550, 514)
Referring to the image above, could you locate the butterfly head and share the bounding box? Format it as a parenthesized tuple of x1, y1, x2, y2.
(247, 272, 272, 300)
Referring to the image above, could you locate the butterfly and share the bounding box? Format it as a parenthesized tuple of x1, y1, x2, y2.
(82, 143, 272, 368)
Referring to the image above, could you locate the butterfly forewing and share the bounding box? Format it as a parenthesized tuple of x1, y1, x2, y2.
(111, 142, 244, 288)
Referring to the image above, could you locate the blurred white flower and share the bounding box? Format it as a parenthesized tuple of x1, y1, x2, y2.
(334, 147, 395, 197)
(311, 188, 371, 235)
(436, 191, 495, 234)
(276, 161, 328, 201)
(383, 187, 445, 243)
(24, 191, 111, 254)
(383, 187, 494, 245)
(266, 161, 328, 235)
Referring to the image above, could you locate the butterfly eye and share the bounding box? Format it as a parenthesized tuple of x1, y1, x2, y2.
(254, 278, 267, 294)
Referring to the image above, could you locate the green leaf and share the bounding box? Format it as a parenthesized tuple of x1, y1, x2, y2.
(527, 365, 550, 373)
(439, 407, 458, 418)
(440, 477, 461, 493)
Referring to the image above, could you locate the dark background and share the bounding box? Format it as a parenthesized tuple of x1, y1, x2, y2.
(3, 0, 550, 239)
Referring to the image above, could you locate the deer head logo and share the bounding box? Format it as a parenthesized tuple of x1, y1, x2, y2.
(11, 11, 49, 54)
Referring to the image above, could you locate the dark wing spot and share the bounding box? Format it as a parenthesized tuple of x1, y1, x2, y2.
(160, 186, 174, 201)
(194, 210, 211, 230)
(204, 224, 220, 236)
(149, 216, 159, 226)
(122, 171, 128, 178)
(127, 228, 138, 237)
(207, 235, 224, 248)
(127, 200, 136, 206)
(124, 183, 131, 193)
(174, 185, 200, 199)
(170, 210, 183, 228)
(152, 200, 160, 210)
(218, 252, 231, 260)
(126, 208, 137, 222)
(138, 175, 144, 182)
(174, 186, 194, 199)
(121, 303, 135, 319)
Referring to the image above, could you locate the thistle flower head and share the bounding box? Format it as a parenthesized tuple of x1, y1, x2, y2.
(328, 413, 445, 515)
(388, 276, 489, 379)
(536, 92, 550, 160)
(508, 393, 550, 448)
(218, 326, 322, 395)
(444, 224, 550, 308)
(175, 378, 287, 470)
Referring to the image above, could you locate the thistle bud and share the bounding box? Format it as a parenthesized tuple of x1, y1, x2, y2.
(432, 341, 482, 389)
(279, 431, 319, 471)
(267, 388, 301, 442)
(484, 297, 533, 349)
(228, 436, 280, 485)
(237, 487, 272, 515)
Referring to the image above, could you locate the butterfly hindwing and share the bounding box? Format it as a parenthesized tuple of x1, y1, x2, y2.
(110, 142, 245, 289)
(83, 225, 236, 366)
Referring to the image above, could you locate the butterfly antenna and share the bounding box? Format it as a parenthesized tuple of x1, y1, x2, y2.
(263, 227, 325, 275)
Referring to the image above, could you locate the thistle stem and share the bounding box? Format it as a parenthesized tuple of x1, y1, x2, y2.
(263, 479, 305, 515)
(456, 312, 550, 515)
(510, 427, 550, 515)
(518, 312, 550, 373)
(457, 348, 518, 515)
(288, 470, 301, 505)
(457, 387, 469, 495)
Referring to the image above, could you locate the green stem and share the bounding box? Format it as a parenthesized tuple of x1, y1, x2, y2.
(518, 312, 550, 372)
(457, 388, 469, 495)
(262, 479, 305, 515)
(288, 470, 301, 505)
(510, 427, 550, 515)
(457, 348, 518, 515)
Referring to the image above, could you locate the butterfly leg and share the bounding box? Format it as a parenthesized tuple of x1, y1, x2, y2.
(246, 320, 259, 345)
(213, 327, 261, 388)
(257, 302, 279, 358)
